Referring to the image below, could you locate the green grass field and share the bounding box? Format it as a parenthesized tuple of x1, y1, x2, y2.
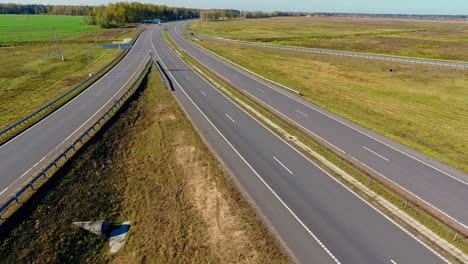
(187, 17, 468, 61)
(0, 70, 288, 263)
(0, 15, 139, 131)
(0, 15, 99, 41)
(190, 36, 468, 172)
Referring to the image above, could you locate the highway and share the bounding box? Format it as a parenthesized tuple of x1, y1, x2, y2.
(0, 29, 152, 204)
(0, 23, 452, 263)
(192, 32, 468, 69)
(151, 25, 448, 263)
(169, 21, 468, 232)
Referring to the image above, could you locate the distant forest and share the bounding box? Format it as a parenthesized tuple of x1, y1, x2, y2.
(0, 3, 199, 28)
(1, 3, 465, 26)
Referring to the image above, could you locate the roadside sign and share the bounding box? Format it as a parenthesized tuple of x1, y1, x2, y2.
(185, 25, 191, 28)
(102, 44, 133, 49)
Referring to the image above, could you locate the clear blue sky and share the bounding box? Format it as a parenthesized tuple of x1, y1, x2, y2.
(2, 0, 468, 15)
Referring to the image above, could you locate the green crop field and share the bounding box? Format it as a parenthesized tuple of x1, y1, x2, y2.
(187, 17, 468, 61)
(0, 15, 98, 41)
(190, 36, 468, 172)
(0, 15, 139, 131)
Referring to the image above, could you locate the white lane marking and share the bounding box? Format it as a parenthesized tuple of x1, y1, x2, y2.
(153, 29, 342, 264)
(200, 90, 206, 96)
(296, 109, 309, 117)
(187, 35, 468, 187)
(243, 89, 346, 155)
(273, 156, 294, 174)
(256, 87, 265, 93)
(185, 37, 468, 230)
(225, 114, 236, 123)
(185, 74, 190, 80)
(0, 31, 149, 151)
(390, 260, 397, 264)
(363, 146, 389, 161)
(170, 25, 450, 263)
(352, 156, 468, 230)
(1, 52, 151, 198)
(0, 187, 8, 196)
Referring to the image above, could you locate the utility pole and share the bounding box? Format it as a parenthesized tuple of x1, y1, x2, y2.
(46, 27, 65, 61)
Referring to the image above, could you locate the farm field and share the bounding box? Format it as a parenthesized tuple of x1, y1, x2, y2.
(0, 15, 139, 131)
(0, 70, 288, 263)
(187, 17, 468, 61)
(190, 36, 468, 172)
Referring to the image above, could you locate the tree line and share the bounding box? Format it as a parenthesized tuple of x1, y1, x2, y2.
(0, 4, 93, 16)
(88, 2, 199, 28)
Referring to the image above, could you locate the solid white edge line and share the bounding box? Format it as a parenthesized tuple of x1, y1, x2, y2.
(225, 113, 236, 123)
(1, 50, 151, 198)
(0, 30, 149, 151)
(184, 27, 468, 187)
(169, 23, 451, 263)
(363, 146, 389, 161)
(180, 28, 468, 230)
(273, 156, 294, 175)
(153, 25, 342, 264)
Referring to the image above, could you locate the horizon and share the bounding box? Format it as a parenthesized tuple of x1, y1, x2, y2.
(1, 0, 467, 16)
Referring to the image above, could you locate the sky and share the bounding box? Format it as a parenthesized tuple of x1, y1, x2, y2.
(2, 0, 468, 15)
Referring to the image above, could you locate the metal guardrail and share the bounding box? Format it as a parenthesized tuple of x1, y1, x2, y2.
(172, 31, 468, 253)
(192, 33, 468, 69)
(0, 29, 145, 142)
(0, 56, 153, 221)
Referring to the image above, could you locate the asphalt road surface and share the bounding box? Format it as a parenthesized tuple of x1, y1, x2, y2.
(170, 22, 468, 232)
(193, 33, 468, 69)
(151, 25, 448, 263)
(0, 23, 452, 263)
(0, 29, 152, 204)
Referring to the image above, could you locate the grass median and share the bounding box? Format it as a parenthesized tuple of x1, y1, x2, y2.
(0, 68, 289, 263)
(187, 36, 468, 173)
(163, 28, 467, 258)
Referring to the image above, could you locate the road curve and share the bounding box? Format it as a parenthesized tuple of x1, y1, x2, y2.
(152, 24, 448, 263)
(0, 29, 152, 204)
(169, 22, 468, 233)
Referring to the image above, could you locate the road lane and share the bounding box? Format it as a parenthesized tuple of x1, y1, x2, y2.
(169, 22, 468, 231)
(152, 24, 447, 263)
(0, 29, 152, 203)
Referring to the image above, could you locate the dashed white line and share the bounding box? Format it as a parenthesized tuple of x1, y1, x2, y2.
(273, 156, 294, 174)
(225, 113, 236, 123)
(296, 109, 309, 117)
(256, 87, 265, 93)
(152, 34, 341, 263)
(185, 74, 190, 80)
(390, 260, 397, 264)
(200, 90, 206, 96)
(363, 146, 389, 161)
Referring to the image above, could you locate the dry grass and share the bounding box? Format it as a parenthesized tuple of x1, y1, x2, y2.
(191, 37, 468, 172)
(187, 17, 468, 61)
(0, 15, 139, 131)
(0, 69, 288, 263)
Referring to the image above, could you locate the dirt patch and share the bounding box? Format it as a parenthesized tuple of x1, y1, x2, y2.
(174, 134, 259, 263)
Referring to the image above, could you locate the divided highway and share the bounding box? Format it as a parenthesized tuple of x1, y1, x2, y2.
(169, 21, 468, 232)
(0, 29, 152, 203)
(0, 22, 454, 263)
(151, 25, 448, 262)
